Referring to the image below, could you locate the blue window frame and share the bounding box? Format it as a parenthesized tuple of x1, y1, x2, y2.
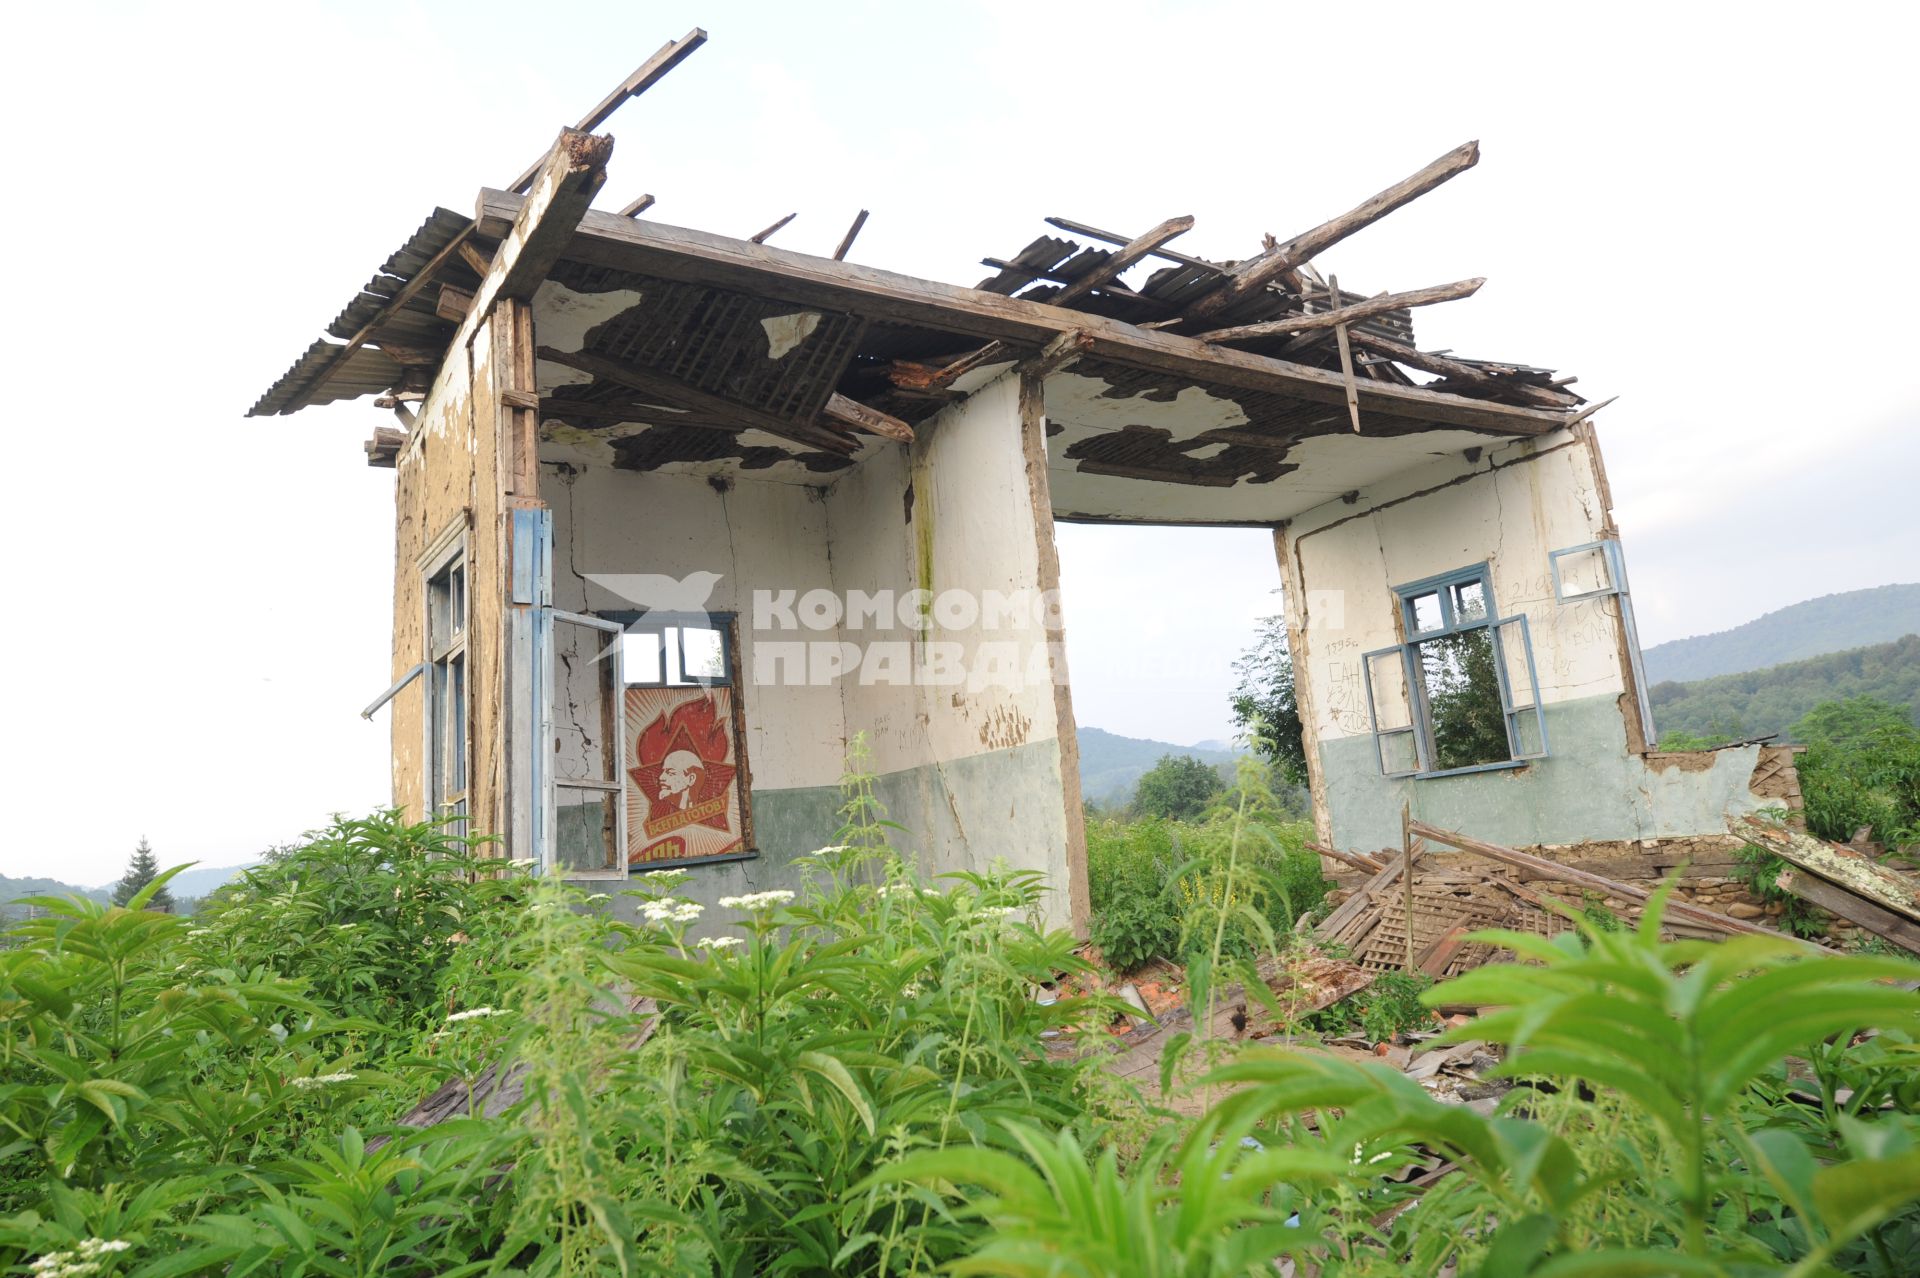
(1361, 563, 1549, 779)
(1549, 537, 1658, 748)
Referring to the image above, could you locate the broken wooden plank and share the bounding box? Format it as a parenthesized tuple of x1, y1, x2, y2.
(1331, 274, 1363, 433)
(1306, 841, 1388, 875)
(1410, 819, 1806, 943)
(1184, 140, 1481, 319)
(1044, 215, 1223, 274)
(489, 130, 613, 306)
(832, 209, 869, 261)
(1738, 818, 1920, 925)
(507, 27, 706, 193)
(1347, 332, 1577, 409)
(618, 193, 657, 218)
(364, 426, 405, 468)
(750, 212, 797, 244)
(475, 188, 1573, 438)
(1051, 214, 1195, 306)
(1416, 924, 1472, 977)
(1205, 950, 1377, 1042)
(1775, 869, 1920, 956)
(821, 392, 913, 442)
(536, 345, 857, 455)
(1199, 278, 1486, 345)
(436, 284, 474, 323)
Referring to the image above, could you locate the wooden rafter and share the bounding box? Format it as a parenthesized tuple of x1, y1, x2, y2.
(1050, 215, 1195, 305)
(477, 188, 1573, 437)
(507, 28, 707, 194)
(1184, 141, 1481, 320)
(619, 194, 657, 218)
(484, 131, 613, 312)
(1348, 333, 1579, 409)
(832, 209, 869, 261)
(822, 392, 913, 442)
(1044, 216, 1222, 274)
(750, 213, 796, 244)
(537, 345, 858, 455)
(1199, 278, 1486, 344)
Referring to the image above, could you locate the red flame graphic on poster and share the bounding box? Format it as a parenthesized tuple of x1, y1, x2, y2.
(625, 687, 744, 867)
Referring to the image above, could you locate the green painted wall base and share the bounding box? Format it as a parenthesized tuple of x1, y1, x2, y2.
(1322, 693, 1768, 851)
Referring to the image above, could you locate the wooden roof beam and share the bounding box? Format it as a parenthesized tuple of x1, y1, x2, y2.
(537, 345, 859, 456)
(1050, 214, 1195, 305)
(1198, 278, 1485, 344)
(1044, 216, 1222, 274)
(1348, 332, 1580, 408)
(1184, 141, 1481, 320)
(486, 130, 613, 309)
(823, 392, 913, 442)
(475, 188, 1571, 437)
(750, 212, 797, 244)
(507, 28, 706, 194)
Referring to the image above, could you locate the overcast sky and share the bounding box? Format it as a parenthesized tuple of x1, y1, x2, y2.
(4, 1, 1916, 883)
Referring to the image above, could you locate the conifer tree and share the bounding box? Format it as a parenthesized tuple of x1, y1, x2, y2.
(111, 836, 174, 912)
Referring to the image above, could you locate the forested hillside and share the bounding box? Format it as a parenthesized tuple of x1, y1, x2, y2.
(1643, 583, 1920, 682)
(1650, 632, 1920, 742)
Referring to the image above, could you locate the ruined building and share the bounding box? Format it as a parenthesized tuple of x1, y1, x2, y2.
(251, 32, 1795, 930)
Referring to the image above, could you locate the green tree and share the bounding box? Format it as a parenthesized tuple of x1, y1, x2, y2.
(1131, 753, 1225, 820)
(1792, 695, 1920, 846)
(110, 835, 174, 913)
(1230, 613, 1310, 784)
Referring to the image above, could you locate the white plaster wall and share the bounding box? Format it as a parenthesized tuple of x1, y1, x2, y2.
(543, 464, 848, 791)
(824, 372, 1065, 771)
(1286, 430, 1626, 746)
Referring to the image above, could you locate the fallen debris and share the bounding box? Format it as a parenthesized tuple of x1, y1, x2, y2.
(1740, 816, 1920, 955)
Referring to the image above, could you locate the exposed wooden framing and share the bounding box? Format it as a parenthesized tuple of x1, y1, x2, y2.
(1349, 332, 1577, 409)
(1044, 216, 1223, 274)
(476, 190, 1575, 438)
(1409, 820, 1809, 943)
(456, 240, 494, 276)
(536, 397, 747, 430)
(279, 220, 476, 414)
(821, 392, 913, 442)
(1199, 278, 1486, 344)
(1184, 140, 1481, 320)
(1330, 274, 1363, 433)
(1562, 395, 1618, 426)
(1775, 869, 1920, 955)
(364, 425, 406, 467)
(832, 209, 869, 261)
(618, 193, 657, 218)
(1306, 841, 1390, 875)
(1050, 214, 1195, 305)
(1074, 460, 1237, 487)
(749, 212, 797, 244)
(507, 27, 707, 194)
(536, 345, 858, 455)
(488, 131, 613, 306)
(500, 388, 541, 411)
(436, 284, 474, 323)
(978, 258, 1174, 310)
(1026, 329, 1094, 379)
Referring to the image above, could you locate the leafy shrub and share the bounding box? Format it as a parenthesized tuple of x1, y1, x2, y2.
(879, 890, 1920, 1276)
(1130, 753, 1224, 820)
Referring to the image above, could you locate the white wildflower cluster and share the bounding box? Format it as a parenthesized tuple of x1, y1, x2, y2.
(445, 1007, 506, 1024)
(717, 890, 795, 912)
(1350, 1142, 1393, 1166)
(980, 905, 1023, 920)
(509, 857, 539, 869)
(290, 1073, 358, 1090)
(695, 936, 745, 951)
(809, 845, 854, 856)
(640, 898, 704, 925)
(878, 883, 940, 899)
(585, 892, 611, 902)
(30, 1238, 131, 1277)
(185, 928, 211, 937)
(642, 868, 690, 885)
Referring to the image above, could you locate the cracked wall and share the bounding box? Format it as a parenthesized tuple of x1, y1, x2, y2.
(1284, 428, 1782, 852)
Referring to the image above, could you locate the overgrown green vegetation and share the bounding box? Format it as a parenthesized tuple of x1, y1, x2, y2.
(1128, 753, 1225, 821)
(7, 749, 1920, 1274)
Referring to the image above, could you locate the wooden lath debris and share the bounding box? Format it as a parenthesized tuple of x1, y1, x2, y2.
(1739, 817, 1920, 955)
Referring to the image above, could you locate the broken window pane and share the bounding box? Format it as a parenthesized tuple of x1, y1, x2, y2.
(554, 787, 621, 873)
(682, 626, 726, 681)
(1452, 579, 1488, 624)
(1553, 544, 1613, 599)
(1415, 628, 1510, 771)
(1408, 592, 1444, 634)
(556, 623, 618, 784)
(1364, 649, 1414, 732)
(1377, 729, 1418, 775)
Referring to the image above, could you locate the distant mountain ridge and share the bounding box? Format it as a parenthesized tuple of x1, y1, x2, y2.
(1650, 633, 1920, 743)
(1076, 727, 1240, 805)
(1643, 583, 1920, 683)
(2, 861, 256, 921)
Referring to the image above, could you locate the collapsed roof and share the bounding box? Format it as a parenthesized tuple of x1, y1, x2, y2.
(252, 28, 1599, 524)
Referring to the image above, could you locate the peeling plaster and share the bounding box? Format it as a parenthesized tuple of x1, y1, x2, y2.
(760, 311, 822, 360)
(531, 279, 646, 391)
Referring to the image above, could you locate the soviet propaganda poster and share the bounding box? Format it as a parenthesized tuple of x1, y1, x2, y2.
(624, 688, 748, 867)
